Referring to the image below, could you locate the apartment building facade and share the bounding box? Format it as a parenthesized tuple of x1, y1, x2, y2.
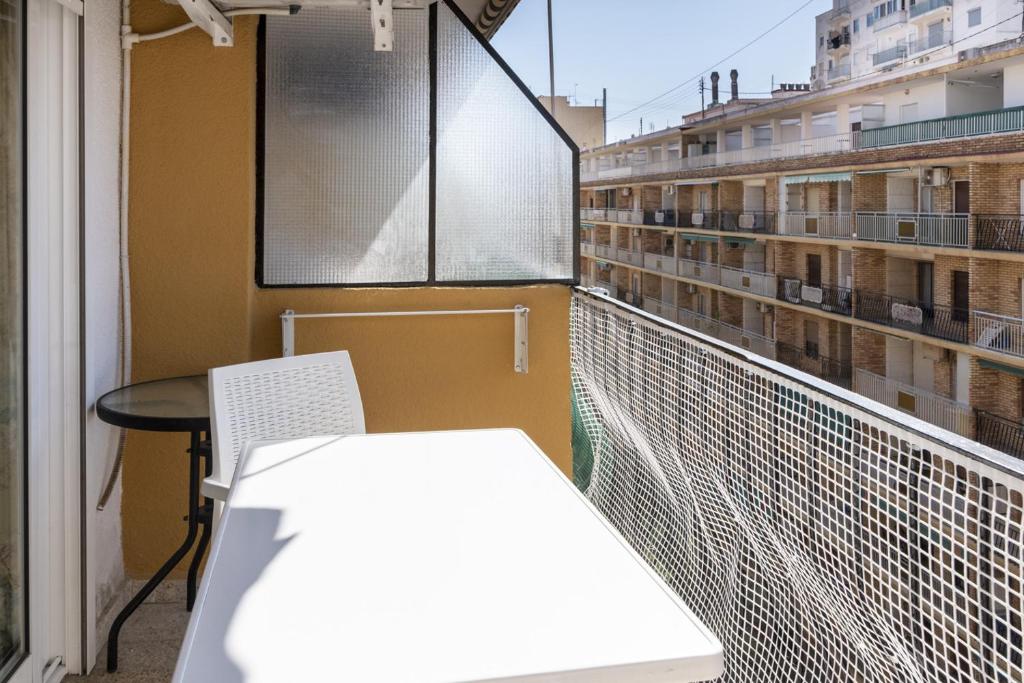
(578, 8, 1024, 459)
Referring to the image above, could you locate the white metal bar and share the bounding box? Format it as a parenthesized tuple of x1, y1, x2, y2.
(369, 0, 393, 51)
(280, 308, 530, 373)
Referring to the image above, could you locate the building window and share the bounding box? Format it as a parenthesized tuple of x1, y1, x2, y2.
(853, 18, 859, 32)
(968, 7, 981, 26)
(819, 35, 825, 47)
(257, 2, 578, 287)
(806, 254, 822, 288)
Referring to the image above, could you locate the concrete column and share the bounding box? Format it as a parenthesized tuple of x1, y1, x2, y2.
(835, 102, 850, 134)
(716, 129, 727, 153)
(741, 124, 754, 148)
(771, 118, 783, 144)
(800, 111, 814, 140)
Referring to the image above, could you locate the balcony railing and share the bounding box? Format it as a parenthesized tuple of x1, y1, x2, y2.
(976, 410, 1024, 460)
(719, 210, 777, 234)
(908, 29, 951, 54)
(595, 243, 614, 260)
(778, 278, 853, 316)
(775, 341, 852, 389)
(643, 208, 677, 227)
(855, 212, 968, 248)
(716, 320, 776, 359)
(827, 63, 851, 80)
(677, 258, 720, 283)
(781, 211, 852, 239)
(581, 240, 595, 256)
(855, 289, 968, 343)
(720, 266, 776, 297)
(593, 279, 617, 298)
(571, 289, 1023, 682)
(854, 368, 972, 436)
(580, 207, 608, 221)
(972, 310, 1024, 358)
(910, 0, 952, 19)
(679, 210, 720, 230)
(975, 214, 1024, 251)
(676, 307, 720, 337)
(642, 296, 676, 322)
(859, 104, 1024, 148)
(871, 42, 907, 65)
(615, 246, 643, 267)
(643, 250, 677, 276)
(615, 209, 643, 225)
(871, 9, 907, 31)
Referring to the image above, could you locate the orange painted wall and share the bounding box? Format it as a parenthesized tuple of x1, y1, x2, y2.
(123, 2, 572, 576)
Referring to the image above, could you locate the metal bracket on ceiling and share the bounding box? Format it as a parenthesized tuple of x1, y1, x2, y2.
(370, 0, 394, 51)
(175, 0, 234, 46)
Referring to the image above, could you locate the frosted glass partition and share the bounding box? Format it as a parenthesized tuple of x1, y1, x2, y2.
(260, 7, 430, 286)
(434, 2, 576, 282)
(258, 2, 578, 286)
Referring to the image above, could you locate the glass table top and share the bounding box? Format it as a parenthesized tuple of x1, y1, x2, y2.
(96, 375, 210, 433)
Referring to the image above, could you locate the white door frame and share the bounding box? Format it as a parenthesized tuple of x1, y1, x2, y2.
(21, 0, 83, 678)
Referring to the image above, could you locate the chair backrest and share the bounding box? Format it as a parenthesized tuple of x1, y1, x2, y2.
(208, 351, 365, 491)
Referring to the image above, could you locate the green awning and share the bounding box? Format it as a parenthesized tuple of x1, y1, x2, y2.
(581, 223, 596, 229)
(679, 233, 719, 243)
(783, 172, 852, 185)
(979, 358, 1024, 378)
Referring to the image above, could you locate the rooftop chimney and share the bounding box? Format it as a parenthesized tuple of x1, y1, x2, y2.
(710, 71, 720, 105)
(730, 69, 739, 101)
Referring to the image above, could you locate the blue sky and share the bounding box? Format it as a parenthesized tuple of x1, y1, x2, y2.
(491, 0, 833, 143)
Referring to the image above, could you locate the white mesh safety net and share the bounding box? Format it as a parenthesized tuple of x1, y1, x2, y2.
(570, 291, 1024, 683)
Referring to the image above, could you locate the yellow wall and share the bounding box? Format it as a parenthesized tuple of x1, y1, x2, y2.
(123, 1, 571, 576)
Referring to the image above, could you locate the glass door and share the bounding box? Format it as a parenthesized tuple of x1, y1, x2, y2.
(0, 0, 27, 677)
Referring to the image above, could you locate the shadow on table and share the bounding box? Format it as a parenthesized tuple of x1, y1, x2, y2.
(182, 507, 295, 683)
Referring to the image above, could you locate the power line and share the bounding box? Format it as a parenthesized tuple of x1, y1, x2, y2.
(606, 0, 818, 123)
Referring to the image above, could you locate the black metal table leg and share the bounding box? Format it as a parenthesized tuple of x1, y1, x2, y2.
(187, 436, 214, 611)
(106, 430, 204, 673)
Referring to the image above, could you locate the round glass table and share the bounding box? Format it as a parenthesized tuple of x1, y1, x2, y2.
(96, 375, 213, 672)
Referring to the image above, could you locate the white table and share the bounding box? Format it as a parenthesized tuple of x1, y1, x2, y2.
(173, 429, 723, 682)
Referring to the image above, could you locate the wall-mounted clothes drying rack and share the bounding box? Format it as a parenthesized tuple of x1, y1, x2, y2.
(280, 306, 530, 373)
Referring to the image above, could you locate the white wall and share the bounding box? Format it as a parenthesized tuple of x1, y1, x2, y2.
(1004, 61, 1024, 108)
(882, 79, 946, 125)
(84, 0, 125, 669)
(945, 78, 1002, 116)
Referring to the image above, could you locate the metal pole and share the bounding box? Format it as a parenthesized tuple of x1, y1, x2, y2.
(602, 87, 607, 145)
(547, 0, 555, 118)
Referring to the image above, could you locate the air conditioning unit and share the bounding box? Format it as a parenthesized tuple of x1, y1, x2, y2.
(622, 188, 631, 196)
(924, 167, 950, 186)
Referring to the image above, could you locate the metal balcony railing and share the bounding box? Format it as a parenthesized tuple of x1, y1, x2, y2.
(976, 410, 1024, 460)
(642, 297, 676, 322)
(778, 278, 853, 316)
(571, 289, 1024, 682)
(677, 258, 719, 283)
(775, 341, 853, 389)
(580, 207, 609, 222)
(975, 214, 1024, 251)
(615, 246, 643, 267)
(716, 320, 776, 359)
(720, 266, 777, 297)
(595, 243, 613, 260)
(910, 0, 952, 19)
(827, 63, 851, 80)
(853, 368, 972, 436)
(871, 42, 907, 65)
(678, 210, 720, 230)
(855, 212, 969, 247)
(908, 29, 951, 54)
(643, 209, 677, 227)
(781, 211, 852, 239)
(972, 311, 1024, 358)
(719, 210, 776, 234)
(870, 9, 907, 31)
(643, 250, 677, 276)
(854, 289, 968, 343)
(612, 209, 643, 225)
(675, 307, 720, 337)
(859, 104, 1024, 148)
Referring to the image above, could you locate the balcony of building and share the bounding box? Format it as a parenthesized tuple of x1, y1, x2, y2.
(972, 311, 1024, 359)
(859, 104, 1024, 149)
(909, 0, 953, 21)
(719, 210, 777, 235)
(855, 289, 968, 343)
(827, 63, 852, 82)
(780, 211, 853, 239)
(827, 29, 851, 55)
(855, 212, 969, 248)
(853, 368, 973, 436)
(775, 341, 853, 389)
(975, 215, 1024, 251)
(871, 42, 908, 66)
(908, 29, 952, 55)
(869, 9, 908, 32)
(720, 265, 777, 298)
(778, 278, 853, 316)
(976, 410, 1024, 460)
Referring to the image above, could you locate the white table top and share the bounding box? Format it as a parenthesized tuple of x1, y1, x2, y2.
(173, 429, 723, 683)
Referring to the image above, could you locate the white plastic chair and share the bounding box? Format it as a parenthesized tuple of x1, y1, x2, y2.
(202, 351, 365, 501)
